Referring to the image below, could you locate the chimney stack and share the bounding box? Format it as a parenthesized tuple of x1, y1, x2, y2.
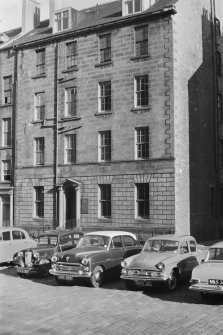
(22, 0, 40, 34)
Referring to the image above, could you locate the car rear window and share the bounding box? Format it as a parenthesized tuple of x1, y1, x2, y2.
(123, 235, 137, 247)
(12, 230, 22, 240)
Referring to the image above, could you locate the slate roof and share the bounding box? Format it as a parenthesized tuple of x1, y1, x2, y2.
(1, 0, 178, 49)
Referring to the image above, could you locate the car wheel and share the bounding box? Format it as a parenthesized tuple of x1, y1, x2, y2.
(124, 280, 136, 291)
(40, 265, 50, 277)
(166, 271, 179, 292)
(90, 266, 104, 288)
(200, 292, 211, 301)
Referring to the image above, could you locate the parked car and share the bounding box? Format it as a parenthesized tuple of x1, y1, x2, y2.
(120, 234, 207, 291)
(0, 227, 37, 264)
(49, 231, 142, 287)
(189, 241, 223, 299)
(13, 229, 83, 277)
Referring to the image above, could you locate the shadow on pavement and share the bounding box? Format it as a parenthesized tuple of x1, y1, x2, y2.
(1, 265, 223, 305)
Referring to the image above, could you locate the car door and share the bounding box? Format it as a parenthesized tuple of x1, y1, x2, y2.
(123, 235, 141, 258)
(0, 230, 13, 263)
(110, 236, 126, 271)
(178, 240, 198, 280)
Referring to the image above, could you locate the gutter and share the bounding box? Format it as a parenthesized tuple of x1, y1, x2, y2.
(8, 5, 177, 50)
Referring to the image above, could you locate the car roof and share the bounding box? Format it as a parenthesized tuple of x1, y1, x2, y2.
(0, 227, 28, 233)
(209, 241, 223, 248)
(39, 229, 83, 237)
(148, 234, 196, 241)
(84, 231, 137, 239)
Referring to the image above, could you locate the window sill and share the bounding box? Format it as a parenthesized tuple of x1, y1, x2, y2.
(32, 120, 43, 124)
(94, 111, 113, 116)
(62, 66, 78, 73)
(0, 146, 12, 150)
(60, 116, 81, 122)
(0, 103, 13, 108)
(98, 218, 112, 222)
(135, 218, 150, 223)
(31, 74, 46, 79)
(130, 54, 150, 61)
(95, 61, 113, 67)
(131, 106, 151, 113)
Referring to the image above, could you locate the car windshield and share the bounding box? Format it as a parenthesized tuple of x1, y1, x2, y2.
(38, 235, 58, 246)
(206, 248, 223, 261)
(76, 235, 110, 248)
(143, 239, 179, 253)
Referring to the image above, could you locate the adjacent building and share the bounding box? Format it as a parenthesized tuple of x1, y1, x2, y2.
(0, 0, 222, 241)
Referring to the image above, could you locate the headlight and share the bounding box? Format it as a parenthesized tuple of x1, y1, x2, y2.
(121, 260, 127, 268)
(190, 279, 200, 285)
(155, 262, 165, 271)
(33, 252, 40, 259)
(81, 257, 89, 266)
(51, 255, 58, 263)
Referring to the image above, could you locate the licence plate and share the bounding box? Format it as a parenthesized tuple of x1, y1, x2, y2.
(208, 279, 223, 285)
(136, 280, 152, 287)
(17, 268, 30, 274)
(58, 275, 73, 281)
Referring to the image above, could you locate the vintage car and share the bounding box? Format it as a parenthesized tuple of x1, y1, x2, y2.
(121, 234, 207, 291)
(189, 241, 223, 299)
(49, 231, 142, 287)
(0, 227, 37, 264)
(13, 229, 83, 277)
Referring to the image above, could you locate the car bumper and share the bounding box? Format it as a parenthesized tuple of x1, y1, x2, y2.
(120, 273, 168, 285)
(189, 284, 223, 294)
(49, 269, 92, 280)
(16, 266, 39, 275)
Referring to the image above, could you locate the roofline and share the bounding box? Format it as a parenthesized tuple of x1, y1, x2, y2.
(4, 5, 176, 51)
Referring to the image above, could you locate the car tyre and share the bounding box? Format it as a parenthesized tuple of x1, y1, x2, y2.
(200, 292, 211, 301)
(124, 280, 136, 291)
(166, 271, 179, 292)
(90, 266, 104, 288)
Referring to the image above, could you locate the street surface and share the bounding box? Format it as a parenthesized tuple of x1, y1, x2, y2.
(0, 265, 223, 335)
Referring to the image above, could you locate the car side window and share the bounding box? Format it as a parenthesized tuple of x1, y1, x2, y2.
(12, 230, 22, 240)
(123, 235, 137, 247)
(180, 241, 189, 253)
(112, 236, 123, 248)
(59, 235, 73, 246)
(189, 240, 196, 252)
(2, 231, 10, 241)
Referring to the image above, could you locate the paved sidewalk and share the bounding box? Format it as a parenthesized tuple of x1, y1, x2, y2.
(0, 266, 223, 335)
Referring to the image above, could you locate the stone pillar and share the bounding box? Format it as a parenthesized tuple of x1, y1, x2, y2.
(9, 190, 13, 227)
(58, 186, 64, 228)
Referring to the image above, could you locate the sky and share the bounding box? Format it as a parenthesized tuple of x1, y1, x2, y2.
(1, 0, 223, 33)
(0, 0, 111, 32)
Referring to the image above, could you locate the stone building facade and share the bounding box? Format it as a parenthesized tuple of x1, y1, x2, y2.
(0, 0, 222, 241)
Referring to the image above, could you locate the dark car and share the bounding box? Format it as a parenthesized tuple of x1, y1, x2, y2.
(13, 229, 83, 277)
(49, 231, 142, 287)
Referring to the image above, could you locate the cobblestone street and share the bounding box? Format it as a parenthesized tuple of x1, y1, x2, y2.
(0, 265, 223, 335)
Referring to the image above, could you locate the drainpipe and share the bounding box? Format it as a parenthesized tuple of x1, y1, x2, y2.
(211, 0, 221, 238)
(12, 47, 18, 226)
(53, 43, 58, 228)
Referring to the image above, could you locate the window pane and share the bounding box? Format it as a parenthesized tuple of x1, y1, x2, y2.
(35, 138, 44, 165)
(65, 87, 76, 116)
(136, 183, 149, 218)
(100, 131, 111, 161)
(100, 82, 111, 111)
(99, 184, 111, 217)
(35, 187, 44, 217)
(66, 134, 76, 163)
(100, 34, 111, 62)
(136, 75, 149, 107)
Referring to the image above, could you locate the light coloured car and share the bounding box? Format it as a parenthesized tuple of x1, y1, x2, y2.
(121, 234, 207, 291)
(50, 231, 142, 287)
(0, 227, 37, 264)
(189, 241, 223, 299)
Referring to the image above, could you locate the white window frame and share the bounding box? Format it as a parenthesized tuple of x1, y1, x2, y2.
(98, 81, 111, 113)
(34, 137, 44, 166)
(65, 87, 76, 117)
(134, 75, 149, 108)
(2, 118, 11, 147)
(66, 41, 77, 69)
(55, 9, 70, 32)
(135, 126, 149, 159)
(34, 92, 45, 120)
(98, 131, 111, 162)
(65, 134, 76, 164)
(2, 160, 11, 181)
(134, 183, 150, 219)
(124, 0, 142, 15)
(3, 76, 12, 105)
